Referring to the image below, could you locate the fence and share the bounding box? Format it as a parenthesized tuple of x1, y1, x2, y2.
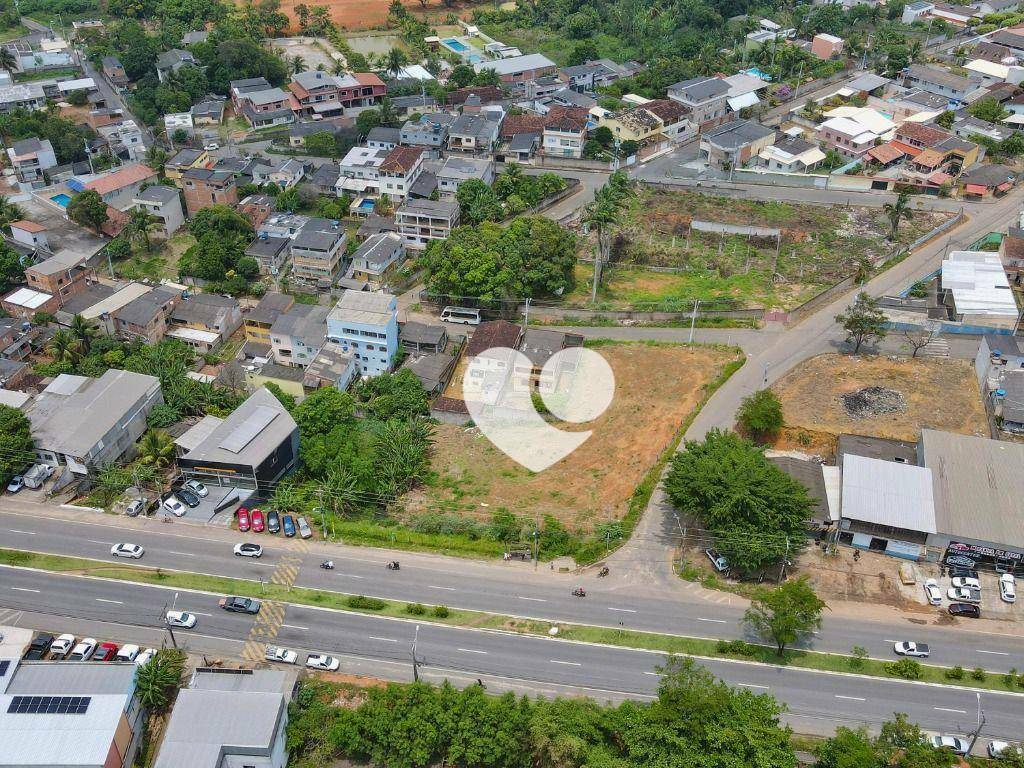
(527, 305, 765, 323)
(785, 275, 858, 327)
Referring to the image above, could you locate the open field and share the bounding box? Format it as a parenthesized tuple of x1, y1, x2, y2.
(770, 353, 988, 455)
(279, 0, 481, 30)
(564, 189, 956, 312)
(407, 342, 739, 532)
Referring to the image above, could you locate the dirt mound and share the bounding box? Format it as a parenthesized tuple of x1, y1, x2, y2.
(840, 386, 907, 419)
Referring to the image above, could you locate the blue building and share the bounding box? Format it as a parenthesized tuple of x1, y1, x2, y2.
(326, 290, 398, 377)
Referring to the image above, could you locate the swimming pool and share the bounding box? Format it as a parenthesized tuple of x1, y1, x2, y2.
(745, 67, 772, 82)
(358, 198, 375, 211)
(443, 37, 469, 53)
(51, 193, 72, 207)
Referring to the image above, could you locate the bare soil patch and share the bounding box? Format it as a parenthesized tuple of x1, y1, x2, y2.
(407, 343, 738, 532)
(771, 353, 988, 444)
(279, 0, 481, 31)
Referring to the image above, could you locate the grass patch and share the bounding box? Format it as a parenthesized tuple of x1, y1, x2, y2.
(2, 546, 1020, 693)
(16, 66, 81, 82)
(529, 316, 760, 329)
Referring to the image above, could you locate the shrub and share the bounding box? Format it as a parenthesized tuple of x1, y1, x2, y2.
(971, 667, 986, 681)
(404, 602, 426, 615)
(716, 639, 758, 656)
(944, 665, 965, 680)
(431, 605, 450, 618)
(886, 658, 923, 680)
(347, 595, 387, 610)
(848, 646, 868, 669)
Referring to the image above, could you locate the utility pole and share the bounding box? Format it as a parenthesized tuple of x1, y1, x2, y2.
(532, 523, 539, 570)
(688, 299, 700, 343)
(522, 297, 530, 330)
(411, 624, 420, 682)
(778, 537, 790, 583)
(162, 603, 177, 649)
(967, 693, 985, 755)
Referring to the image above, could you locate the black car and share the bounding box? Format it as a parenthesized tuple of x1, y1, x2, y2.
(950, 567, 979, 579)
(219, 596, 261, 614)
(948, 602, 981, 618)
(23, 633, 54, 660)
(267, 510, 281, 534)
(282, 514, 296, 537)
(176, 488, 201, 507)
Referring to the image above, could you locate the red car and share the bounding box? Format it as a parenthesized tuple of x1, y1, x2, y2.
(237, 507, 250, 533)
(94, 642, 119, 661)
(251, 508, 265, 533)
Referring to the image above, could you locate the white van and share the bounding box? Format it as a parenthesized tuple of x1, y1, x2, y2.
(23, 463, 54, 490)
(440, 306, 482, 325)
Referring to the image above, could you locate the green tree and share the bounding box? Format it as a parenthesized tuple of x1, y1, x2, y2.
(46, 329, 83, 366)
(137, 429, 175, 468)
(67, 190, 109, 232)
(835, 292, 887, 354)
(125, 207, 158, 252)
(455, 178, 503, 225)
(737, 389, 784, 440)
(264, 381, 297, 411)
(68, 314, 98, 356)
(356, 108, 381, 136)
(294, 387, 355, 436)
(291, 54, 307, 74)
(968, 96, 1008, 123)
(305, 131, 338, 157)
(882, 191, 913, 241)
(743, 576, 827, 655)
(354, 369, 429, 421)
(0, 47, 17, 75)
(934, 110, 955, 129)
(0, 244, 24, 294)
(0, 404, 33, 486)
(385, 47, 409, 79)
(134, 648, 185, 713)
(0, 194, 24, 231)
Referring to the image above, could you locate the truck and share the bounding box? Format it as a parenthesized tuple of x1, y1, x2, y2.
(22, 463, 54, 490)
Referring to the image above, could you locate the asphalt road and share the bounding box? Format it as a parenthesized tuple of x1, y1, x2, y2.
(3, 506, 1023, 675)
(1, 566, 1022, 743)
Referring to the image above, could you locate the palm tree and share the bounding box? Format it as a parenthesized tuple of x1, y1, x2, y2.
(0, 194, 24, 231)
(46, 330, 82, 366)
(125, 207, 157, 252)
(69, 314, 98, 355)
(290, 55, 307, 74)
(583, 189, 620, 303)
(883, 192, 913, 241)
(908, 40, 923, 64)
(137, 429, 175, 468)
(134, 650, 185, 713)
(385, 47, 409, 80)
(0, 47, 17, 76)
(332, 59, 347, 76)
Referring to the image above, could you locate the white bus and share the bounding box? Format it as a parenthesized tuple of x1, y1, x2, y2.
(440, 306, 482, 325)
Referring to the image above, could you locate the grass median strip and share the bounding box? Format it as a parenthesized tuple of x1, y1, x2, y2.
(2, 546, 1021, 694)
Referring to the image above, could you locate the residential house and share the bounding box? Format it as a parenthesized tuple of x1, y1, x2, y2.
(816, 110, 893, 159)
(994, 370, 1024, 432)
(164, 111, 194, 139)
(256, 212, 312, 240)
(303, 342, 358, 391)
(391, 93, 438, 117)
(191, 97, 225, 127)
(6, 138, 57, 188)
(667, 76, 730, 129)
(893, 121, 980, 174)
(246, 234, 290, 276)
(929, 2, 981, 25)
(367, 126, 401, 150)
(326, 289, 399, 376)
(959, 163, 1018, 198)
(462, 318, 522, 396)
(642, 99, 693, 142)
(299, 165, 336, 198)
(437, 155, 494, 199)
(169, 293, 242, 352)
(758, 134, 826, 172)
(700, 119, 775, 169)
(238, 193, 275, 229)
(8, 220, 49, 251)
(1001, 225, 1024, 284)
(378, 145, 425, 201)
(446, 85, 503, 106)
(245, 292, 294, 345)
(400, 112, 456, 148)
(542, 107, 589, 158)
(229, 76, 272, 110)
(288, 69, 349, 118)
(24, 254, 94, 308)
(940, 250, 1020, 329)
(447, 111, 504, 153)
(400, 320, 448, 354)
(101, 55, 129, 89)
(348, 231, 405, 286)
(175, 388, 299, 488)
(69, 163, 157, 208)
(181, 167, 238, 215)
(975, 333, 1024, 389)
(402, 351, 457, 395)
(334, 72, 387, 111)
(27, 368, 162, 472)
(474, 53, 557, 85)
(96, 119, 145, 162)
(156, 49, 196, 82)
(0, 83, 46, 113)
(0, 656, 146, 767)
(181, 29, 209, 44)
(111, 286, 179, 343)
(0, 357, 30, 390)
(251, 157, 307, 189)
(239, 87, 295, 128)
(289, 218, 347, 288)
(811, 33, 844, 59)
(289, 121, 335, 147)
(596, 106, 662, 147)
(335, 144, 388, 196)
(514, 328, 584, 393)
(270, 304, 330, 368)
(904, 64, 985, 104)
(989, 28, 1024, 57)
(133, 185, 184, 238)
(396, 198, 459, 250)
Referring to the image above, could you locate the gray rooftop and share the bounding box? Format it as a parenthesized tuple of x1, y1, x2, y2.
(841, 453, 936, 534)
(351, 231, 403, 269)
(999, 370, 1024, 424)
(245, 87, 290, 106)
(367, 126, 401, 144)
(397, 198, 459, 218)
(907, 64, 976, 92)
(5, 661, 137, 696)
(983, 333, 1022, 358)
(245, 235, 290, 260)
(180, 387, 297, 468)
(403, 351, 455, 390)
(171, 293, 239, 328)
(519, 328, 583, 366)
(136, 185, 180, 204)
(669, 75, 730, 102)
(400, 320, 446, 346)
(293, 219, 345, 250)
(329, 289, 397, 326)
(167, 147, 206, 167)
(270, 304, 330, 347)
(439, 155, 492, 180)
(837, 433, 918, 466)
(114, 286, 178, 327)
(475, 53, 555, 76)
(702, 118, 774, 150)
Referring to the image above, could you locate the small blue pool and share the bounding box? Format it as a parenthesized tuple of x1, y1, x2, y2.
(51, 193, 72, 207)
(745, 67, 772, 82)
(443, 37, 469, 53)
(358, 199, 375, 211)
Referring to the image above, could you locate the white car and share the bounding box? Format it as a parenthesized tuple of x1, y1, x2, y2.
(265, 646, 298, 664)
(165, 610, 197, 628)
(162, 495, 187, 516)
(305, 653, 340, 671)
(183, 479, 209, 498)
(135, 648, 157, 667)
(893, 641, 930, 658)
(989, 740, 1024, 759)
(115, 644, 140, 662)
(110, 543, 144, 559)
(999, 573, 1016, 603)
(948, 586, 981, 604)
(233, 542, 263, 558)
(931, 735, 969, 755)
(50, 633, 76, 658)
(923, 578, 942, 606)
(204, 142, 220, 151)
(951, 576, 981, 590)
(68, 637, 97, 661)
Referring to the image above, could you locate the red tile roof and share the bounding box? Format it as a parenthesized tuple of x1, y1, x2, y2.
(896, 121, 950, 148)
(500, 114, 547, 138)
(642, 98, 688, 123)
(9, 220, 45, 233)
(867, 143, 905, 164)
(446, 86, 502, 106)
(380, 145, 424, 174)
(85, 163, 157, 195)
(466, 319, 522, 357)
(354, 72, 386, 88)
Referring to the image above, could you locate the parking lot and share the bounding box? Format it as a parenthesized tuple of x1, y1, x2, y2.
(902, 563, 1020, 618)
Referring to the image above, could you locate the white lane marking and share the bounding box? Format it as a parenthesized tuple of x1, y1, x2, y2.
(7, 529, 35, 535)
(883, 639, 901, 643)
(96, 598, 123, 604)
(934, 707, 967, 714)
(739, 683, 770, 689)
(338, 573, 364, 579)
(697, 617, 727, 624)
(10, 587, 39, 593)
(190, 611, 213, 617)
(643, 671, 661, 676)
(281, 624, 308, 630)
(608, 607, 637, 613)
(370, 636, 399, 643)
(167, 551, 196, 557)
(977, 649, 1010, 655)
(550, 660, 582, 666)
(517, 596, 547, 602)
(428, 585, 456, 591)
(835, 695, 866, 701)
(457, 648, 488, 654)
(87, 539, 116, 545)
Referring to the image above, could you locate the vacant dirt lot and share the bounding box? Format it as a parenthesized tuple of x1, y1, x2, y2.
(771, 354, 988, 455)
(407, 343, 739, 532)
(279, 0, 480, 30)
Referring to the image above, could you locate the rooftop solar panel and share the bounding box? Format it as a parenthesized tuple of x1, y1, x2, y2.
(218, 405, 278, 454)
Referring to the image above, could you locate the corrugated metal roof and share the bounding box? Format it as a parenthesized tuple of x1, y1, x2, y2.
(840, 453, 937, 533)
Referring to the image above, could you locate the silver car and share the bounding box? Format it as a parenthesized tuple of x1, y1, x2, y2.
(297, 516, 312, 539)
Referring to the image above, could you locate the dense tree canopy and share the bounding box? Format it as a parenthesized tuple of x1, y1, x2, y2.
(0, 405, 33, 485)
(0, 108, 95, 164)
(814, 715, 957, 768)
(177, 205, 258, 293)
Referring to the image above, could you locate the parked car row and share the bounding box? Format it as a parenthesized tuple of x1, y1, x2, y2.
(6, 464, 55, 494)
(161, 480, 210, 516)
(237, 507, 312, 539)
(930, 734, 1024, 759)
(22, 632, 156, 666)
(264, 645, 341, 671)
(921, 568, 1016, 618)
